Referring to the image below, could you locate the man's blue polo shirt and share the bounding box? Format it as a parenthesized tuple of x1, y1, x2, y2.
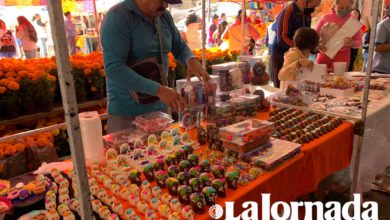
(101, 0, 194, 116)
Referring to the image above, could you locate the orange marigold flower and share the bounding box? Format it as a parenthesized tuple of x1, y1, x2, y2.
(7, 81, 20, 91)
(47, 74, 57, 82)
(0, 86, 6, 94)
(84, 68, 92, 75)
(91, 86, 97, 92)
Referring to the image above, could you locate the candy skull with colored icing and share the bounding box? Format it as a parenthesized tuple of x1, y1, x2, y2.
(110, 184, 121, 196)
(112, 201, 124, 215)
(90, 184, 99, 196)
(141, 180, 151, 191)
(59, 193, 70, 204)
(116, 173, 130, 187)
(45, 198, 56, 210)
(92, 199, 102, 212)
(182, 205, 195, 220)
(178, 185, 192, 205)
(59, 179, 69, 189)
(151, 186, 162, 198)
(145, 210, 157, 220)
(150, 197, 161, 210)
(50, 182, 58, 194)
(158, 204, 171, 217)
(190, 192, 206, 214)
(161, 192, 173, 205)
(97, 189, 108, 201)
(169, 198, 182, 212)
(140, 188, 151, 201)
(119, 188, 130, 200)
(105, 195, 116, 207)
(103, 178, 113, 188)
(109, 213, 120, 220)
(58, 186, 69, 195)
(166, 177, 179, 196)
(129, 184, 140, 195)
(47, 208, 60, 220)
(129, 169, 142, 186)
(168, 212, 181, 220)
(124, 208, 136, 219)
(98, 206, 111, 219)
(88, 177, 98, 187)
(136, 201, 149, 213)
(143, 163, 155, 182)
(57, 204, 70, 216)
(202, 186, 217, 206)
(46, 191, 56, 201)
(62, 210, 76, 220)
(128, 193, 140, 207)
(69, 198, 80, 214)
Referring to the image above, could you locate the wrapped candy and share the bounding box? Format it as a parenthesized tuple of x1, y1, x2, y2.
(159, 204, 171, 218)
(182, 205, 195, 220)
(190, 192, 206, 214)
(143, 164, 155, 182)
(187, 154, 199, 167)
(179, 160, 192, 172)
(189, 178, 202, 193)
(188, 167, 200, 178)
(167, 165, 180, 177)
(202, 187, 217, 206)
(226, 171, 240, 189)
(199, 173, 213, 187)
(211, 165, 225, 179)
(177, 172, 190, 185)
(199, 160, 211, 173)
(212, 179, 226, 198)
(169, 198, 182, 212)
(166, 177, 179, 196)
(155, 171, 168, 188)
(129, 169, 142, 186)
(152, 186, 162, 198)
(178, 185, 192, 205)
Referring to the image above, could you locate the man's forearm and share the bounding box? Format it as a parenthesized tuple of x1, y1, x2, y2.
(375, 44, 390, 53)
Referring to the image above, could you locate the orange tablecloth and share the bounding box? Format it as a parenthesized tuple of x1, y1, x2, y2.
(193, 110, 354, 220)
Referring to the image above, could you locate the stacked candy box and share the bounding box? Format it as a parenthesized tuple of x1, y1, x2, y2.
(219, 119, 274, 155)
(212, 62, 244, 92)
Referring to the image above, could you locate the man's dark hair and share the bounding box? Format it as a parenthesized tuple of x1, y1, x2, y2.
(64, 11, 71, 17)
(212, 14, 219, 20)
(185, 13, 198, 27)
(221, 13, 226, 17)
(293, 27, 319, 51)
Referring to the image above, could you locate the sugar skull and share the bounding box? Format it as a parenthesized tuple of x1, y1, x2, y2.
(128, 193, 140, 207)
(199, 160, 211, 173)
(129, 184, 140, 195)
(199, 172, 213, 187)
(161, 192, 173, 205)
(116, 173, 130, 187)
(129, 169, 142, 186)
(177, 172, 190, 185)
(150, 197, 161, 210)
(143, 163, 155, 182)
(190, 192, 206, 214)
(49, 182, 58, 194)
(104, 195, 116, 207)
(178, 185, 192, 205)
(98, 206, 111, 219)
(92, 199, 102, 212)
(155, 171, 168, 188)
(103, 178, 113, 188)
(166, 177, 179, 196)
(59, 193, 70, 205)
(110, 184, 121, 196)
(90, 184, 99, 196)
(181, 206, 195, 220)
(69, 198, 80, 214)
(141, 180, 151, 191)
(169, 198, 182, 212)
(119, 143, 131, 154)
(202, 186, 217, 206)
(179, 160, 191, 172)
(97, 189, 107, 201)
(124, 208, 136, 219)
(47, 208, 60, 220)
(158, 204, 171, 217)
(57, 204, 70, 216)
(137, 201, 149, 213)
(45, 198, 56, 211)
(145, 210, 157, 220)
(140, 188, 151, 201)
(112, 201, 124, 215)
(151, 186, 162, 198)
(188, 167, 200, 179)
(119, 188, 130, 200)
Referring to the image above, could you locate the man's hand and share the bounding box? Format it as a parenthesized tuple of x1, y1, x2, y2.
(343, 37, 354, 47)
(298, 59, 314, 71)
(186, 58, 210, 82)
(157, 85, 187, 113)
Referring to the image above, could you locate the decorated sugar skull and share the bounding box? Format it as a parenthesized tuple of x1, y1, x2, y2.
(47, 208, 60, 220)
(178, 185, 192, 205)
(110, 184, 121, 196)
(158, 204, 171, 217)
(105, 195, 116, 207)
(226, 171, 240, 189)
(97, 189, 107, 201)
(189, 178, 202, 193)
(116, 173, 130, 187)
(145, 210, 157, 220)
(133, 139, 143, 148)
(45, 198, 57, 210)
(71, 182, 77, 191)
(51, 168, 60, 179)
(155, 171, 168, 188)
(159, 139, 168, 150)
(211, 165, 225, 179)
(112, 201, 124, 215)
(96, 174, 106, 182)
(141, 180, 151, 191)
(179, 160, 191, 172)
(136, 201, 149, 213)
(199, 172, 213, 187)
(182, 205, 195, 220)
(98, 206, 111, 219)
(181, 132, 190, 143)
(202, 187, 217, 206)
(106, 148, 118, 161)
(124, 208, 136, 219)
(129, 184, 140, 195)
(212, 179, 226, 198)
(161, 192, 172, 205)
(128, 194, 140, 207)
(67, 170, 75, 179)
(151, 186, 162, 198)
(109, 213, 120, 220)
(140, 188, 151, 201)
(166, 177, 179, 196)
(88, 177, 98, 187)
(161, 130, 171, 140)
(165, 154, 177, 167)
(46, 191, 56, 201)
(150, 197, 161, 210)
(173, 135, 181, 146)
(171, 128, 179, 137)
(117, 155, 128, 166)
(92, 199, 102, 212)
(147, 135, 157, 145)
(62, 210, 75, 220)
(169, 198, 182, 212)
(49, 182, 58, 194)
(187, 154, 199, 167)
(189, 167, 200, 179)
(199, 160, 211, 173)
(119, 188, 130, 200)
(167, 165, 179, 177)
(169, 212, 181, 220)
(69, 198, 80, 213)
(119, 143, 131, 154)
(89, 184, 98, 196)
(103, 178, 113, 188)
(143, 163, 155, 182)
(129, 169, 142, 186)
(57, 204, 70, 216)
(59, 193, 70, 204)
(190, 192, 206, 214)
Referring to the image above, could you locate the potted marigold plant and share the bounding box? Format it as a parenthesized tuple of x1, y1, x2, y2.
(0, 80, 21, 120)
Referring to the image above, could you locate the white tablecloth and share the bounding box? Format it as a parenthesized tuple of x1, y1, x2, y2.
(351, 94, 390, 193)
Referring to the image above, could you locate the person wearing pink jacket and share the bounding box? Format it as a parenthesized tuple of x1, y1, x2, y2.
(316, 0, 362, 70)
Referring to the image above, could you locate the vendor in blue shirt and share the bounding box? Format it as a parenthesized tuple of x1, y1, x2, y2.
(101, 0, 210, 133)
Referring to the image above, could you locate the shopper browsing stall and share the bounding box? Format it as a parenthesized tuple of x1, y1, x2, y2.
(278, 27, 319, 90)
(372, 5, 390, 74)
(16, 16, 38, 59)
(101, 0, 209, 133)
(0, 19, 19, 58)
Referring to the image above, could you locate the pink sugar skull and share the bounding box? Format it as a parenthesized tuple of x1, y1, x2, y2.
(182, 206, 195, 220)
(45, 198, 57, 210)
(128, 194, 140, 207)
(140, 189, 151, 201)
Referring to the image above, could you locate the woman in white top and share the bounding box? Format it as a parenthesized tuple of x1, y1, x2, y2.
(32, 13, 48, 58)
(16, 16, 38, 59)
(184, 13, 202, 50)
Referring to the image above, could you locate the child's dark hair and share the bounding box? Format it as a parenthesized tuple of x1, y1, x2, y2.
(293, 27, 319, 52)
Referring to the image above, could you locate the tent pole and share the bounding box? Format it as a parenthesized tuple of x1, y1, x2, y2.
(350, 0, 380, 197)
(202, 0, 206, 69)
(93, 0, 101, 51)
(241, 0, 246, 55)
(47, 1, 93, 219)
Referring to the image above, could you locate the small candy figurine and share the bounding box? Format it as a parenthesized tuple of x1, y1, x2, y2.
(150, 197, 161, 210)
(173, 135, 181, 146)
(178, 185, 192, 205)
(190, 192, 206, 214)
(143, 164, 155, 182)
(199, 160, 211, 173)
(129, 169, 142, 186)
(202, 187, 217, 206)
(226, 171, 240, 190)
(182, 206, 195, 220)
(161, 192, 173, 205)
(161, 130, 171, 140)
(199, 173, 213, 187)
(166, 177, 179, 196)
(153, 159, 165, 171)
(119, 143, 131, 154)
(179, 160, 192, 172)
(212, 179, 226, 198)
(177, 172, 190, 185)
(148, 135, 158, 146)
(159, 204, 171, 218)
(169, 198, 182, 213)
(189, 178, 202, 193)
(155, 171, 168, 188)
(211, 165, 225, 179)
(141, 180, 151, 191)
(152, 186, 162, 198)
(188, 167, 200, 178)
(167, 165, 180, 177)
(134, 139, 143, 148)
(187, 154, 199, 167)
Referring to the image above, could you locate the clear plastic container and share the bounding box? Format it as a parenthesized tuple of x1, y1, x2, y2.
(212, 62, 243, 92)
(103, 129, 146, 150)
(219, 119, 274, 144)
(133, 111, 174, 133)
